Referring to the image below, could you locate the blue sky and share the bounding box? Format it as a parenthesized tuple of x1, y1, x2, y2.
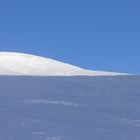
(0, 0, 139, 74)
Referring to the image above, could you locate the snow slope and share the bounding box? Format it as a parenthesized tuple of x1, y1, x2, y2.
(0, 76, 140, 140)
(0, 52, 125, 76)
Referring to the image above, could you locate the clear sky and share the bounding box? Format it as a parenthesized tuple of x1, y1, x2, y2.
(0, 0, 139, 74)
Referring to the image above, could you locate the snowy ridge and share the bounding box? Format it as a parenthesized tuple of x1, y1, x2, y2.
(0, 52, 126, 76)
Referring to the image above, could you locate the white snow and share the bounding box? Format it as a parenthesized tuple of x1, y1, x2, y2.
(24, 99, 81, 107)
(0, 76, 140, 140)
(0, 52, 125, 76)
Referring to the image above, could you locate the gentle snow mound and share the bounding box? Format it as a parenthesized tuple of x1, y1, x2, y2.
(0, 52, 125, 76)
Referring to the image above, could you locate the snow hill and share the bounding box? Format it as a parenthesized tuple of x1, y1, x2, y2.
(0, 52, 125, 76)
(0, 76, 140, 140)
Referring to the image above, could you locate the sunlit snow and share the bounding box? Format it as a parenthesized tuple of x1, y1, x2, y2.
(0, 52, 126, 76)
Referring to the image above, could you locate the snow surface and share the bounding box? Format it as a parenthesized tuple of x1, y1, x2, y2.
(0, 76, 140, 140)
(0, 52, 125, 76)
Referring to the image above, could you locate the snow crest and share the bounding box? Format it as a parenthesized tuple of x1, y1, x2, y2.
(0, 52, 125, 76)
